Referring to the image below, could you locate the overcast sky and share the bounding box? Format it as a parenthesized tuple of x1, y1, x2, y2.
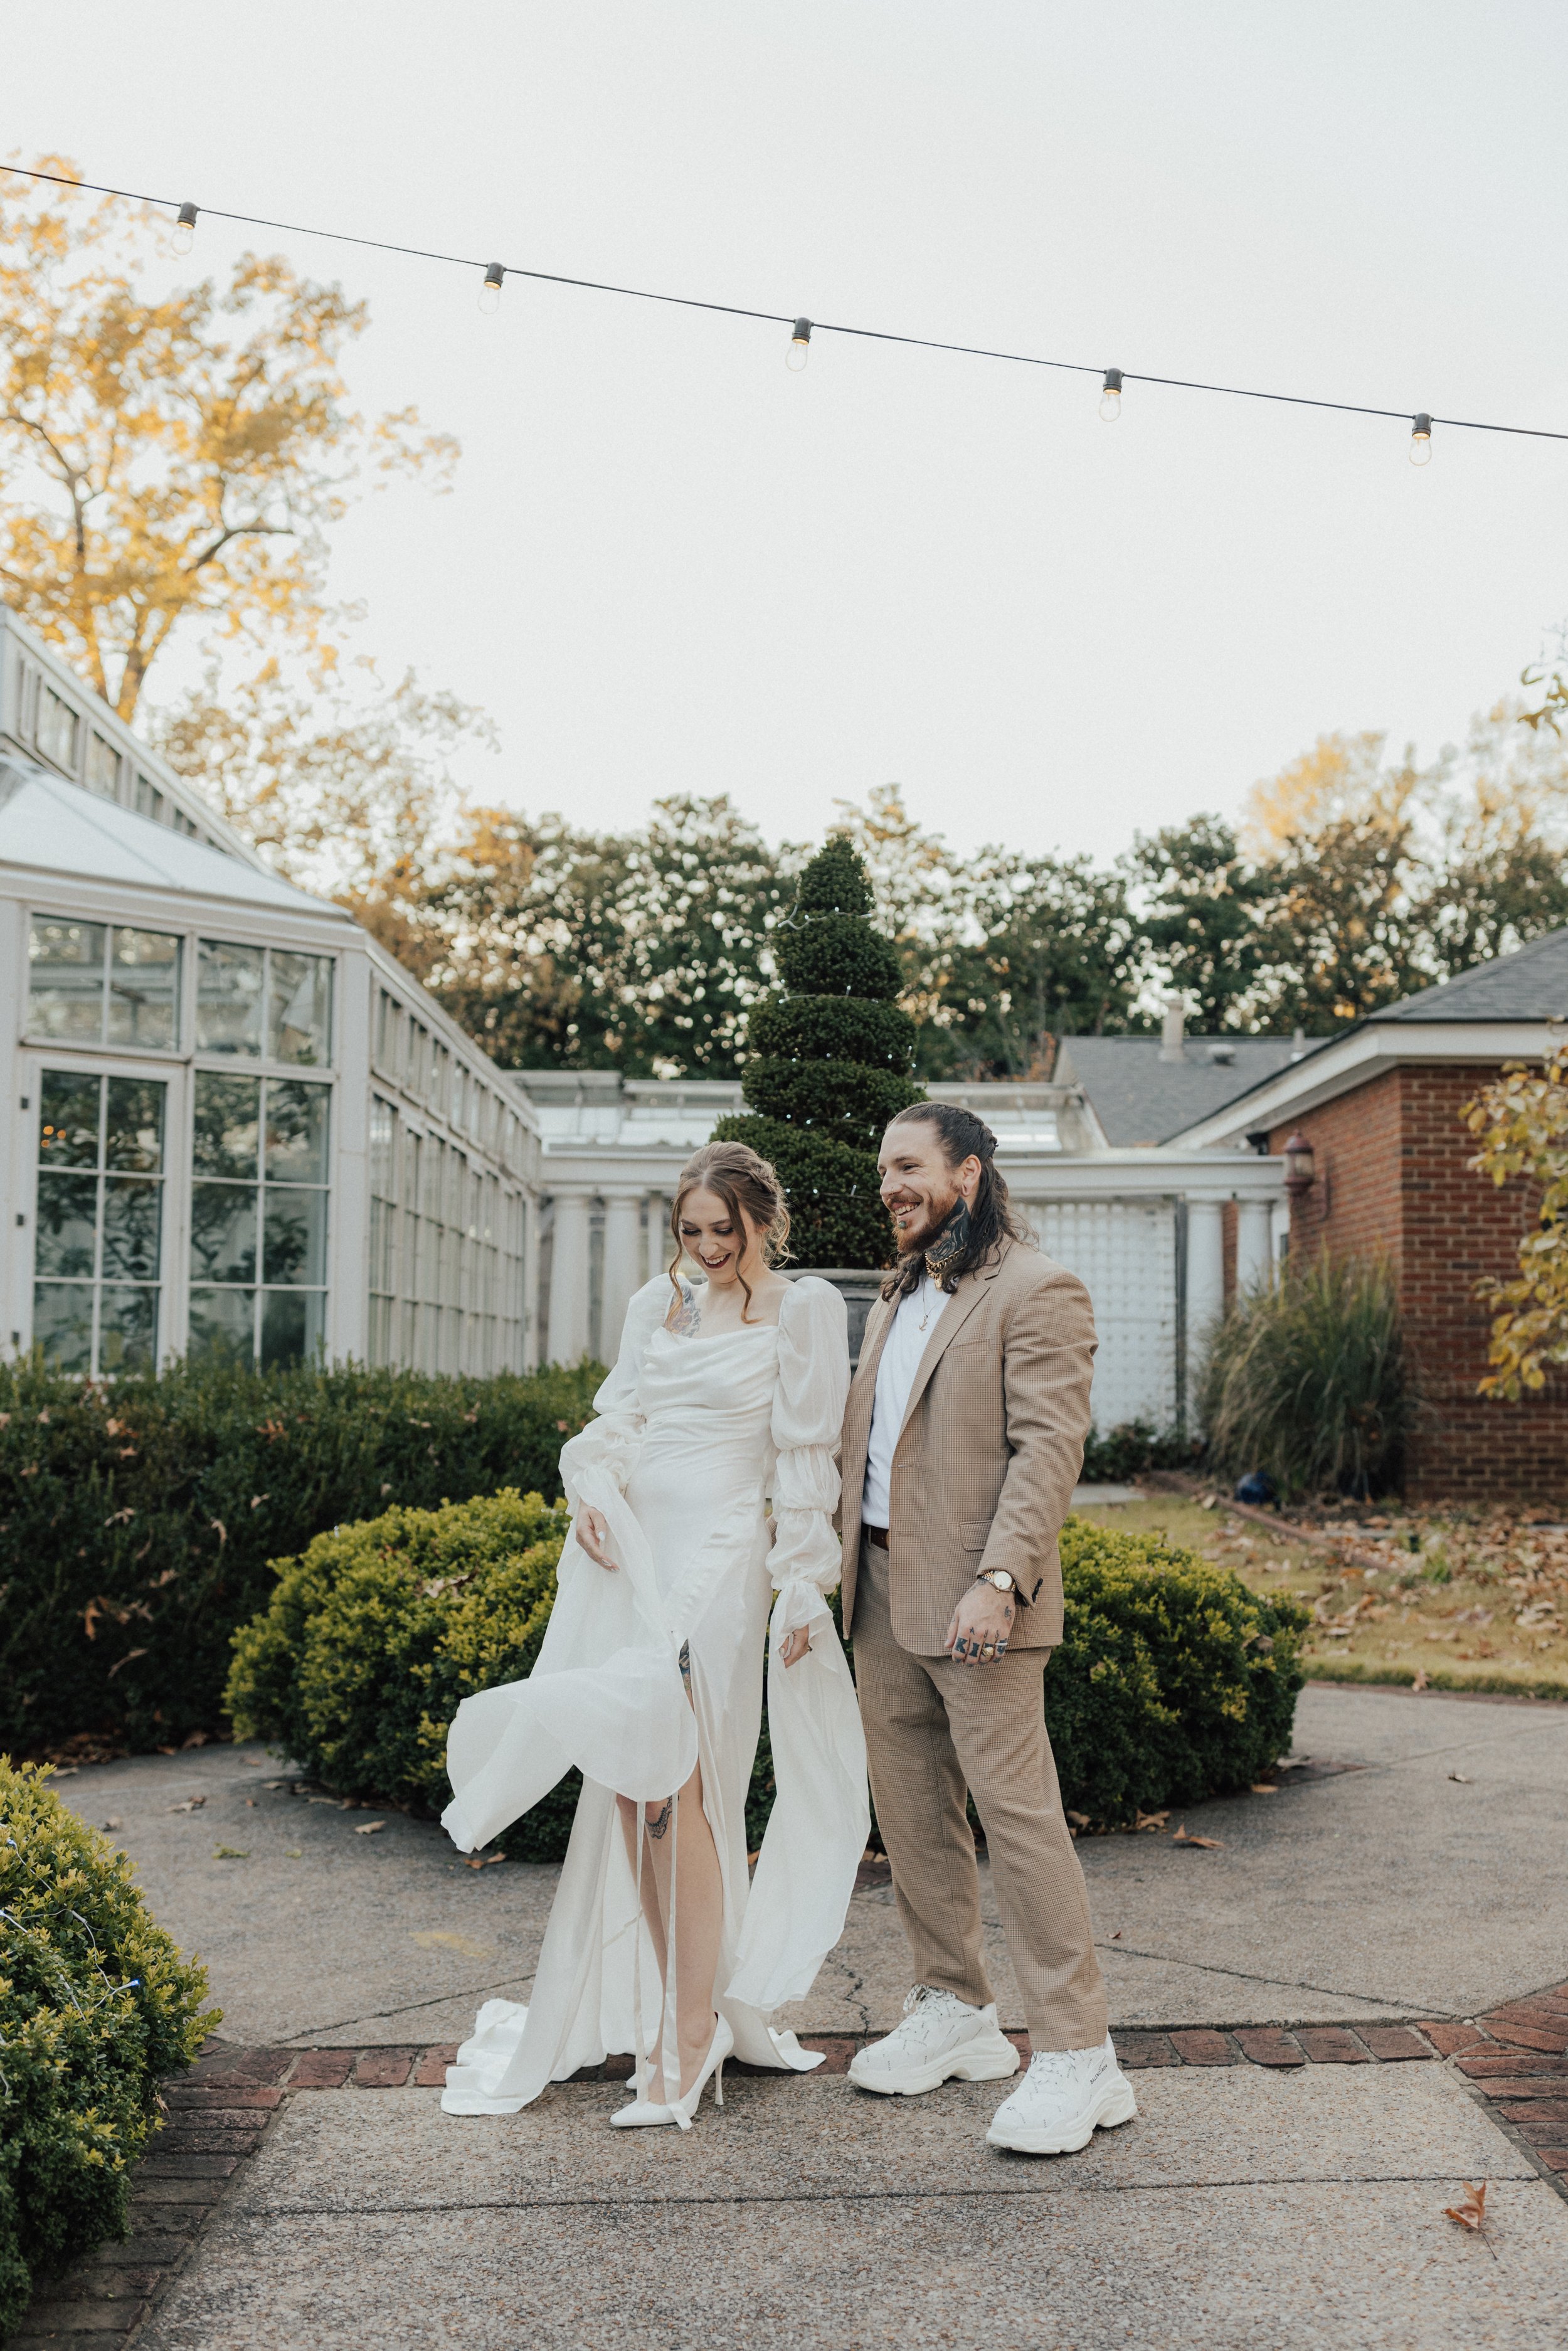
(10, 1, 1568, 862)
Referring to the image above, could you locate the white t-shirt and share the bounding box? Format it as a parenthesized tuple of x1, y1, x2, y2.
(861, 1273, 950, 1527)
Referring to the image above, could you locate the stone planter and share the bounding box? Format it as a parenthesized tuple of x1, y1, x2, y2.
(783, 1266, 887, 1368)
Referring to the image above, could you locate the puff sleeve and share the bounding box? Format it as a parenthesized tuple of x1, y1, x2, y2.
(766, 1276, 851, 1642)
(558, 1278, 667, 1511)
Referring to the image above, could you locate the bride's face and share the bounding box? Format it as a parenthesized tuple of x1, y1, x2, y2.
(678, 1185, 762, 1289)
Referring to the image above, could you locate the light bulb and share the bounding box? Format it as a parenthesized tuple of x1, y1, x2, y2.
(1099, 366, 1123, 423)
(172, 201, 198, 257)
(478, 262, 505, 317)
(787, 317, 812, 371)
(1409, 411, 1433, 467)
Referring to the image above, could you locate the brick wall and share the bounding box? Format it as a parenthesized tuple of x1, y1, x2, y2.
(1271, 1064, 1568, 1503)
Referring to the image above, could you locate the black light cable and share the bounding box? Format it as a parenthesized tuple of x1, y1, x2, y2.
(6, 161, 1567, 456)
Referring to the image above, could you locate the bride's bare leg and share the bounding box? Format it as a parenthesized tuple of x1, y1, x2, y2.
(617, 1765, 724, 2099)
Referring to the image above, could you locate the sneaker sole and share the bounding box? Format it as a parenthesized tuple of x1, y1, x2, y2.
(849, 2035, 1021, 2098)
(985, 2080, 1138, 2155)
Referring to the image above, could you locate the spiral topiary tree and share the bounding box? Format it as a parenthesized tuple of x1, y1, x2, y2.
(714, 836, 924, 1266)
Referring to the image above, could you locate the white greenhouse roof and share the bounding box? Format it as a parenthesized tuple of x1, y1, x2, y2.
(0, 760, 346, 922)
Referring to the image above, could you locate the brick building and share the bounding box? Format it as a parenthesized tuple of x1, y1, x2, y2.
(1172, 931, 1568, 1502)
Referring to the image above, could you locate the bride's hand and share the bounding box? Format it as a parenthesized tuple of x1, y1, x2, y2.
(778, 1627, 811, 1669)
(576, 1507, 617, 1571)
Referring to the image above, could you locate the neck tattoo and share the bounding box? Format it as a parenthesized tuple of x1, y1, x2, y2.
(923, 1199, 972, 1300)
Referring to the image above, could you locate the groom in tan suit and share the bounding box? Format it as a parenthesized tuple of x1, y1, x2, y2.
(839, 1102, 1135, 2155)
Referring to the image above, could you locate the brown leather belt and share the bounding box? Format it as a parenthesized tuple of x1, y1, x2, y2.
(864, 1525, 889, 1550)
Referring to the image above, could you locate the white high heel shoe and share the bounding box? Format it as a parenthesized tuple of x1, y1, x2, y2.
(611, 2014, 734, 2131)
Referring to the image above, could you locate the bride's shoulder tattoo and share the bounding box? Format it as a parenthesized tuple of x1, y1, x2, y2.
(669, 1279, 702, 1337)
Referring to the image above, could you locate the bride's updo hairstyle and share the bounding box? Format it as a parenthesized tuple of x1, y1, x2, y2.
(670, 1141, 791, 1325)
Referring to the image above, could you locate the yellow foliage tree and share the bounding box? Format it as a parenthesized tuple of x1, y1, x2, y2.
(0, 158, 456, 719)
(1242, 730, 1414, 855)
(1463, 1042, 1568, 1398)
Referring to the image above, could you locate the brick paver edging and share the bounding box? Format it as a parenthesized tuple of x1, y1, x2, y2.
(13, 1987, 1568, 2347)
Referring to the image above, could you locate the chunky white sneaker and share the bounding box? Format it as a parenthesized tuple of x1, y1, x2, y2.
(849, 1986, 1021, 2097)
(985, 2034, 1138, 2154)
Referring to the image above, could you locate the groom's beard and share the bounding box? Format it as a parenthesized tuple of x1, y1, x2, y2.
(891, 1186, 961, 1260)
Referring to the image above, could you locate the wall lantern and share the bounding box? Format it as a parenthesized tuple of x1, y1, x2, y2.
(1283, 1131, 1316, 1197)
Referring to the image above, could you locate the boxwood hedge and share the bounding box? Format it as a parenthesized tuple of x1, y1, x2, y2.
(226, 1495, 1307, 1853)
(0, 1356, 601, 1758)
(0, 1760, 215, 2335)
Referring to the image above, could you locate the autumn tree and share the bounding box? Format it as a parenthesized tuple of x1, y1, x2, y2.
(0, 159, 454, 718)
(1464, 1043, 1568, 1398)
(395, 796, 792, 1077)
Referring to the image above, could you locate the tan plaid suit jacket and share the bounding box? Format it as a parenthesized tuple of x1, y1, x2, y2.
(839, 1236, 1096, 1653)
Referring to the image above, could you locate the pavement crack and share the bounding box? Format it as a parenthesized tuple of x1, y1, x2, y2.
(235, 2171, 1537, 2220)
(282, 1976, 536, 2043)
(1093, 1942, 1441, 2018)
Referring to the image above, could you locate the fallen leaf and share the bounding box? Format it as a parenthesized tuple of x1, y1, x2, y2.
(1412, 1668, 1429, 1691)
(353, 1820, 386, 1835)
(212, 1844, 249, 1859)
(101, 1817, 122, 1830)
(1110, 1929, 1123, 1940)
(1448, 1772, 1473, 1784)
(107, 1647, 147, 1679)
(245, 1798, 258, 1808)
(1066, 1809, 1092, 1829)
(411, 1930, 495, 1958)
(1172, 1825, 1224, 1849)
(284, 1848, 302, 1859)
(463, 1851, 507, 1871)
(167, 1796, 207, 1813)
(1134, 1808, 1171, 1832)
(1443, 2181, 1488, 2233)
(1251, 1784, 1278, 1795)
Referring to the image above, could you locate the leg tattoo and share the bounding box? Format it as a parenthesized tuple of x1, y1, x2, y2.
(647, 1798, 674, 1842)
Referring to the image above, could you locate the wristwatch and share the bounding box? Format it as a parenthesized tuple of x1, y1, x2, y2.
(975, 1568, 1016, 1597)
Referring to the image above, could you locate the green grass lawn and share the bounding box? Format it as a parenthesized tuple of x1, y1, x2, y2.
(1071, 1494, 1568, 1701)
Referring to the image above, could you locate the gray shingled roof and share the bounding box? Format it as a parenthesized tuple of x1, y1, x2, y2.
(1370, 925, 1568, 1023)
(1057, 1035, 1302, 1145)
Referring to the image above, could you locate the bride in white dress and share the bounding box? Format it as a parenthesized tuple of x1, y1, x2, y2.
(440, 1140, 869, 2128)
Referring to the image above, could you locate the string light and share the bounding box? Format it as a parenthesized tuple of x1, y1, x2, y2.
(788, 317, 812, 372)
(1099, 367, 1123, 423)
(4, 162, 1564, 457)
(478, 262, 504, 317)
(171, 201, 198, 257)
(1410, 412, 1433, 467)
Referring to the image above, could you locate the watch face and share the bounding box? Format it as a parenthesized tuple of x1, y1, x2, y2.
(985, 1570, 1014, 1592)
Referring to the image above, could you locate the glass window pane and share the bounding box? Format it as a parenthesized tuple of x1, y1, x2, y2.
(265, 1080, 329, 1184)
(261, 1287, 323, 1369)
(190, 1183, 258, 1283)
(86, 731, 119, 793)
(102, 1177, 162, 1283)
(28, 919, 106, 1041)
(98, 1285, 157, 1374)
(188, 1286, 256, 1366)
(35, 1172, 100, 1278)
(32, 1282, 93, 1373)
(196, 939, 264, 1054)
(109, 930, 180, 1051)
(193, 1073, 260, 1177)
(40, 1070, 102, 1168)
(105, 1077, 166, 1174)
(268, 952, 332, 1065)
(262, 1186, 327, 1285)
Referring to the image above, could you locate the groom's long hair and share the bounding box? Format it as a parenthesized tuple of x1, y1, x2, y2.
(880, 1103, 1032, 1302)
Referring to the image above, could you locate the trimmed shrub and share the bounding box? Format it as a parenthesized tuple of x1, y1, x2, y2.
(0, 1760, 215, 2333)
(1047, 1517, 1309, 1822)
(225, 1494, 1305, 1855)
(0, 1356, 601, 1757)
(716, 837, 923, 1266)
(1080, 1421, 1204, 1483)
(226, 1489, 581, 1860)
(1198, 1251, 1412, 1500)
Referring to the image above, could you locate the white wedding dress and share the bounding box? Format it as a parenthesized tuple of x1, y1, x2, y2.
(439, 1273, 870, 2114)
